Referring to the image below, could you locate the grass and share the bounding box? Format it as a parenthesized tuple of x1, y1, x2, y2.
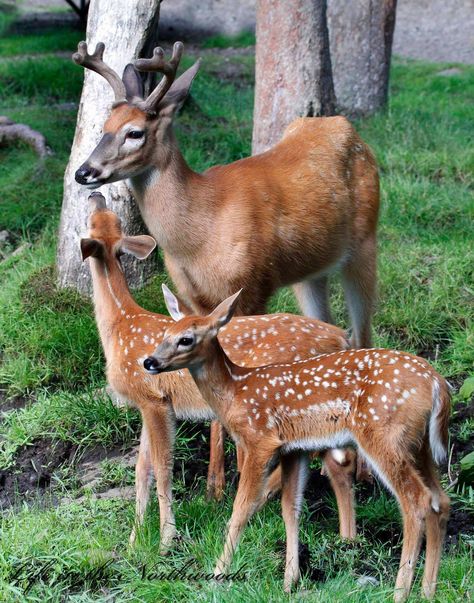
(0, 28, 82, 57)
(202, 31, 256, 49)
(0, 26, 473, 602)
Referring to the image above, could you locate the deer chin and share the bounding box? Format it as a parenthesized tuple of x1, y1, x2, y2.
(84, 172, 123, 190)
(84, 180, 104, 190)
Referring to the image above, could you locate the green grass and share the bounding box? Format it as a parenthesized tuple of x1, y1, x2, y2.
(0, 495, 472, 602)
(0, 27, 472, 603)
(0, 28, 82, 57)
(202, 31, 256, 49)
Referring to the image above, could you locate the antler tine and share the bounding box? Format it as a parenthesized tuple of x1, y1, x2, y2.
(134, 41, 184, 112)
(73, 41, 127, 103)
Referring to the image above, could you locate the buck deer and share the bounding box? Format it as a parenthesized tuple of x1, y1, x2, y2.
(145, 289, 450, 602)
(82, 192, 359, 551)
(73, 40, 379, 498)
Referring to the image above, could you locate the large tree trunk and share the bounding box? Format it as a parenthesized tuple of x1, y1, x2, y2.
(57, 0, 162, 293)
(252, 0, 335, 155)
(327, 0, 397, 117)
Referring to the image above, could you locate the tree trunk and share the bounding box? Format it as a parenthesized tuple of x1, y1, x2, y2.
(327, 0, 397, 117)
(57, 0, 162, 294)
(252, 0, 335, 155)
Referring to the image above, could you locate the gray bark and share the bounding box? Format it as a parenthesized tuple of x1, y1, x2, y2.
(252, 0, 335, 155)
(57, 0, 162, 294)
(327, 0, 397, 117)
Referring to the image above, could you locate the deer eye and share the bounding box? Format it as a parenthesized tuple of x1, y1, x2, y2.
(126, 130, 144, 139)
(178, 336, 194, 347)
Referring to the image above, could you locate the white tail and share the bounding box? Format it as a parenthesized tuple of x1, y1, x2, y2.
(147, 290, 451, 602)
(429, 379, 450, 465)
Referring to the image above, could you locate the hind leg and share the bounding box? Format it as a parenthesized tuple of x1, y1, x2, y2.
(322, 449, 357, 539)
(417, 443, 450, 599)
(293, 275, 333, 323)
(361, 447, 431, 602)
(341, 235, 376, 348)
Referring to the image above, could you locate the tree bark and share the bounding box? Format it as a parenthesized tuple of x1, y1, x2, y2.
(252, 0, 335, 155)
(327, 0, 397, 117)
(57, 0, 162, 294)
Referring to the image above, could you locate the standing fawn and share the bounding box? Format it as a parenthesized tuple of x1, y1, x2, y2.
(73, 41, 379, 497)
(82, 192, 358, 551)
(145, 290, 451, 602)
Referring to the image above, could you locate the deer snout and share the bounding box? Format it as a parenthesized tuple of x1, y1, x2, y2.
(75, 163, 102, 186)
(144, 356, 163, 374)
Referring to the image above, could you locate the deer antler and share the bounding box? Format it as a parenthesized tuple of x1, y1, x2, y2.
(73, 41, 127, 104)
(134, 41, 184, 112)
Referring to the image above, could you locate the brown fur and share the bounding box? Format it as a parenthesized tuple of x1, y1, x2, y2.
(77, 57, 379, 499)
(84, 204, 357, 551)
(149, 299, 451, 601)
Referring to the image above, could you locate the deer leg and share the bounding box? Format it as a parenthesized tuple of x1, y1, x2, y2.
(259, 463, 282, 507)
(141, 404, 177, 553)
(292, 275, 332, 323)
(214, 451, 272, 578)
(363, 449, 431, 603)
(281, 452, 309, 592)
(322, 448, 357, 540)
(207, 421, 226, 501)
(418, 443, 450, 600)
(129, 423, 154, 545)
(236, 444, 245, 473)
(341, 235, 376, 348)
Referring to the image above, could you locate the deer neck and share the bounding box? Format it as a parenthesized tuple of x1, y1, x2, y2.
(89, 254, 141, 348)
(129, 124, 211, 256)
(188, 339, 243, 422)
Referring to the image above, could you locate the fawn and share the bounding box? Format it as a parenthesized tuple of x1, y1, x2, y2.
(145, 289, 451, 602)
(82, 192, 359, 550)
(73, 40, 379, 499)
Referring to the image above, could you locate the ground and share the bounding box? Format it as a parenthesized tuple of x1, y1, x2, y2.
(0, 13, 473, 603)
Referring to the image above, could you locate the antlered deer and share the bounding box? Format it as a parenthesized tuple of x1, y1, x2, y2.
(145, 290, 450, 602)
(73, 41, 379, 497)
(82, 192, 358, 551)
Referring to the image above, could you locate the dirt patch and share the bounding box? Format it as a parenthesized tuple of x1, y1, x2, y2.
(449, 397, 474, 464)
(0, 389, 30, 414)
(0, 437, 74, 509)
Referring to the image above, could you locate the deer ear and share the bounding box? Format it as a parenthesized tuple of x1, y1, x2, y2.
(80, 238, 104, 261)
(120, 235, 156, 260)
(162, 283, 186, 321)
(122, 63, 144, 101)
(209, 289, 242, 330)
(157, 59, 201, 116)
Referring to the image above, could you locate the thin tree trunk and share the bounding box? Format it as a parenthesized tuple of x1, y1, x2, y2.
(57, 0, 162, 293)
(252, 0, 335, 155)
(327, 0, 397, 116)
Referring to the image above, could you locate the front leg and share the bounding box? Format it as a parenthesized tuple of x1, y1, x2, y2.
(207, 421, 226, 501)
(281, 452, 309, 592)
(141, 403, 177, 553)
(130, 423, 154, 545)
(214, 451, 273, 577)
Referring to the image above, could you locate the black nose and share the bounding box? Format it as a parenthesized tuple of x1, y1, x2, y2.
(75, 164, 100, 185)
(144, 356, 161, 373)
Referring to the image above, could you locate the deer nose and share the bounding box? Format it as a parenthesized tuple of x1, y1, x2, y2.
(144, 356, 162, 374)
(75, 164, 101, 185)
